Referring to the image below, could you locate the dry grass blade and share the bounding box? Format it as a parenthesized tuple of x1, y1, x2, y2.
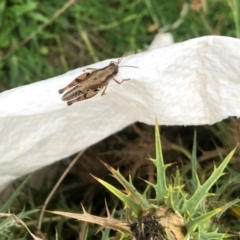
(48, 205, 131, 233)
(0, 213, 43, 240)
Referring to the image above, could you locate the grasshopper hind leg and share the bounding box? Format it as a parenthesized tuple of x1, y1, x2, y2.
(58, 72, 91, 94)
(67, 89, 100, 106)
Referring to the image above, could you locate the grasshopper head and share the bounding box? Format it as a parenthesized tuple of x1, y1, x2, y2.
(109, 62, 119, 74)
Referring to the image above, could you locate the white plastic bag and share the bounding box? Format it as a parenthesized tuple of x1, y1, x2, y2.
(1, 36, 240, 191)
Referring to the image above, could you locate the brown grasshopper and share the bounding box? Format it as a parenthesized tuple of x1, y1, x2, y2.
(58, 57, 137, 106)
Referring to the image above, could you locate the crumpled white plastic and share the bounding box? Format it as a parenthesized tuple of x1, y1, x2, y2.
(1, 35, 240, 192)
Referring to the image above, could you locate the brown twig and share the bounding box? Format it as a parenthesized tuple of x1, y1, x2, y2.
(37, 149, 85, 231)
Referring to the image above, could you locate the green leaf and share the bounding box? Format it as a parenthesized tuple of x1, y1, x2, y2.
(9, 2, 38, 17)
(191, 130, 200, 191)
(190, 231, 233, 239)
(92, 175, 142, 217)
(0, 28, 11, 48)
(185, 147, 236, 213)
(152, 120, 168, 204)
(0, 0, 6, 27)
(0, 176, 30, 212)
(100, 161, 149, 210)
(186, 207, 223, 232)
(29, 12, 49, 23)
(216, 198, 240, 218)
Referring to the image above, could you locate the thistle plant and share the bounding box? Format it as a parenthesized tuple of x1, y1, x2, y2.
(50, 123, 240, 240)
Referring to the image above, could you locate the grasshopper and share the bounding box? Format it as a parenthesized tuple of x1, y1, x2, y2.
(58, 57, 137, 106)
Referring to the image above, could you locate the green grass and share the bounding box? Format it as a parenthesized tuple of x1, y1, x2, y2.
(0, 0, 239, 90)
(1, 0, 240, 239)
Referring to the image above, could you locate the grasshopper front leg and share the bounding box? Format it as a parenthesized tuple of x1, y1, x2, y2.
(100, 78, 130, 96)
(112, 77, 130, 84)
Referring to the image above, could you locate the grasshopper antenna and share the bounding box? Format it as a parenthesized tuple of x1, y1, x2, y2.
(119, 65, 138, 69)
(116, 45, 138, 69)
